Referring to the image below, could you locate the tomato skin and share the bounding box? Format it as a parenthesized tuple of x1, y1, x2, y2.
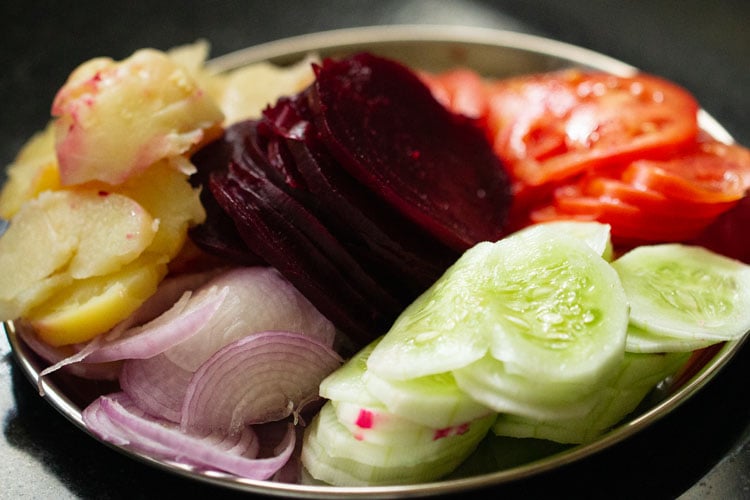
(485, 70, 700, 186)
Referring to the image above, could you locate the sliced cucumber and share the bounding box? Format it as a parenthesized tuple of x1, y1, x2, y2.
(322, 334, 491, 430)
(332, 400, 437, 446)
(362, 369, 493, 428)
(319, 340, 381, 406)
(452, 354, 601, 420)
(515, 221, 613, 260)
(625, 324, 720, 354)
(613, 244, 750, 341)
(483, 226, 628, 386)
(301, 402, 494, 486)
(368, 224, 628, 387)
(366, 242, 498, 380)
(491, 351, 689, 444)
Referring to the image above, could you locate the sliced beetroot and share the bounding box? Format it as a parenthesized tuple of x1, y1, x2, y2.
(189, 128, 266, 265)
(309, 52, 512, 251)
(189, 52, 516, 345)
(263, 91, 458, 300)
(188, 188, 265, 266)
(285, 132, 456, 300)
(208, 168, 401, 344)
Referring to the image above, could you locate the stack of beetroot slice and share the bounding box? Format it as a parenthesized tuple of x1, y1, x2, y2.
(189, 52, 513, 345)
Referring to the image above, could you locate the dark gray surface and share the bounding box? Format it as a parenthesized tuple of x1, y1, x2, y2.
(1, 1, 749, 498)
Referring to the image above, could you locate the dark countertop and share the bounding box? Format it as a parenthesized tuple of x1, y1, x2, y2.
(1, 1, 749, 498)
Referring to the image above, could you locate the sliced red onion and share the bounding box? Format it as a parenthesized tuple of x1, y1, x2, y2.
(106, 269, 224, 337)
(84, 285, 229, 363)
(119, 353, 191, 422)
(163, 267, 336, 372)
(83, 392, 296, 479)
(37, 273, 230, 384)
(181, 330, 343, 435)
(16, 321, 121, 383)
(84, 393, 260, 462)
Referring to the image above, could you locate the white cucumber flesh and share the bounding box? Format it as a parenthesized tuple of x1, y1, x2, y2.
(368, 224, 628, 388)
(625, 324, 720, 354)
(491, 351, 688, 444)
(613, 244, 750, 341)
(452, 354, 602, 420)
(332, 400, 438, 446)
(318, 340, 381, 406)
(483, 226, 628, 386)
(365, 243, 498, 380)
(515, 221, 613, 260)
(301, 402, 494, 485)
(362, 369, 494, 428)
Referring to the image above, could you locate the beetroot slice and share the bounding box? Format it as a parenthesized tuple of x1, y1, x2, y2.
(189, 131, 265, 265)
(310, 52, 512, 251)
(263, 91, 458, 300)
(285, 133, 456, 300)
(208, 167, 400, 344)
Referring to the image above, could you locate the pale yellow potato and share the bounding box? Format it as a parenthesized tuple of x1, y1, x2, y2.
(214, 54, 317, 124)
(52, 48, 224, 186)
(116, 160, 206, 258)
(0, 189, 157, 321)
(0, 122, 60, 219)
(27, 253, 169, 346)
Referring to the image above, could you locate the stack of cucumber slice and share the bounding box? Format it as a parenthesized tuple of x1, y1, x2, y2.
(301, 221, 750, 486)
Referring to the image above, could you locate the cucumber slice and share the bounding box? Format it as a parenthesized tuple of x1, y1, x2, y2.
(362, 369, 493, 428)
(332, 400, 437, 446)
(625, 324, 721, 353)
(453, 354, 601, 420)
(301, 402, 494, 486)
(515, 221, 613, 260)
(366, 242, 498, 380)
(322, 335, 491, 429)
(368, 224, 628, 384)
(484, 226, 628, 386)
(319, 340, 381, 406)
(491, 351, 689, 444)
(613, 244, 750, 341)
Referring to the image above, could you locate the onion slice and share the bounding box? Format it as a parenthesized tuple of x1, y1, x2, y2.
(163, 266, 337, 371)
(83, 392, 296, 479)
(119, 353, 191, 422)
(181, 330, 343, 435)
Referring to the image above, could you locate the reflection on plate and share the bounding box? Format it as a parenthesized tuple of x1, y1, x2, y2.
(3, 25, 747, 498)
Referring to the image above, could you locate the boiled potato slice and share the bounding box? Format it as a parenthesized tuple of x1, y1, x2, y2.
(0, 123, 60, 219)
(27, 253, 168, 346)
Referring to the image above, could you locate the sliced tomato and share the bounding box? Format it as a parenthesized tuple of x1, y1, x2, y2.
(485, 69, 700, 187)
(582, 176, 737, 218)
(549, 183, 721, 243)
(622, 140, 750, 203)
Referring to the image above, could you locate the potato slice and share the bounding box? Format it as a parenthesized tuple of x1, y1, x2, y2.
(116, 160, 206, 258)
(52, 48, 224, 186)
(0, 189, 157, 321)
(27, 253, 168, 346)
(0, 123, 60, 219)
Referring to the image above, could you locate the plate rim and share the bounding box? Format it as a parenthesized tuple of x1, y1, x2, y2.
(4, 23, 746, 498)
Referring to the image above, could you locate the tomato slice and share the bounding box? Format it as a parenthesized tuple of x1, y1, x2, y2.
(549, 183, 722, 243)
(622, 140, 750, 203)
(485, 70, 700, 186)
(582, 176, 737, 218)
